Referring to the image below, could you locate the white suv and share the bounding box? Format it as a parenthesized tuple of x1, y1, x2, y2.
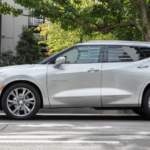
(0, 40, 150, 119)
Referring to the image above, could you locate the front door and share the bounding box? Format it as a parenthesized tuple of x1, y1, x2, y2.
(47, 45, 104, 107)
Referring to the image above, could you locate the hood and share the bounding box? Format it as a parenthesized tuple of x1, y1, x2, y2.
(0, 64, 35, 72)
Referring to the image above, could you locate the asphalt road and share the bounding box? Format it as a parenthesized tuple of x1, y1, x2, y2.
(0, 110, 150, 150)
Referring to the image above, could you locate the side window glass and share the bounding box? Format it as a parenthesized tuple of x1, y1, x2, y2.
(106, 46, 145, 62)
(50, 48, 78, 64)
(63, 48, 78, 63)
(138, 47, 150, 58)
(62, 46, 104, 63)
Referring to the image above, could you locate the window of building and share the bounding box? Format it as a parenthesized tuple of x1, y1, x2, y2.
(28, 10, 45, 27)
(34, 33, 46, 42)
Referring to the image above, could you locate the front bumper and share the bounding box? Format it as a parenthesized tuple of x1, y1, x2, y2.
(0, 75, 5, 95)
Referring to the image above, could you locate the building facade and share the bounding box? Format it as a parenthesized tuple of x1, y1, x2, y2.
(0, 0, 47, 53)
(1, 0, 29, 52)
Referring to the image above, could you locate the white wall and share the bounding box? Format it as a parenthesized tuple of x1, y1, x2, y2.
(1, 0, 29, 52)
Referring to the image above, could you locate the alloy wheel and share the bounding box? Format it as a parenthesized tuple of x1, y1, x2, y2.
(6, 87, 36, 117)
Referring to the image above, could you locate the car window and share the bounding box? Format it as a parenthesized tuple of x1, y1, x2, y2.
(104, 46, 146, 62)
(63, 48, 79, 63)
(62, 46, 104, 63)
(139, 47, 150, 58)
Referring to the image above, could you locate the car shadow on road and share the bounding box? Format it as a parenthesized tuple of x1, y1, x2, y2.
(0, 114, 149, 121)
(34, 115, 150, 121)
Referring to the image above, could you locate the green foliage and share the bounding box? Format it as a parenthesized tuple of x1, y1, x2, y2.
(0, 1, 23, 16)
(1, 0, 150, 41)
(16, 26, 43, 64)
(36, 21, 118, 53)
(0, 27, 44, 67)
(113, 27, 144, 41)
(0, 50, 23, 67)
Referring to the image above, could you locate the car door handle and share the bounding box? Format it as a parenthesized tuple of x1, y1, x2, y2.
(87, 68, 99, 72)
(137, 65, 149, 68)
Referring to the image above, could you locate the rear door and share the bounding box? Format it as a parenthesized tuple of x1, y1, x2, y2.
(102, 45, 150, 107)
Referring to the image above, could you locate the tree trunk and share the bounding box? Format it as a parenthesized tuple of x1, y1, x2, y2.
(80, 37, 83, 43)
(143, 29, 150, 42)
(139, 0, 150, 41)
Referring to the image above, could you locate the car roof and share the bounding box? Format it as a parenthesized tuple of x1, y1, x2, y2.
(75, 40, 150, 47)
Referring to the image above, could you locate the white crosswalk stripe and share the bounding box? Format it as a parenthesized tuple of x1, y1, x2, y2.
(0, 140, 119, 144)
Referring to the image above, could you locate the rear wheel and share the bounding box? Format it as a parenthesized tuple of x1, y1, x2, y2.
(132, 108, 146, 116)
(2, 83, 41, 119)
(142, 88, 150, 118)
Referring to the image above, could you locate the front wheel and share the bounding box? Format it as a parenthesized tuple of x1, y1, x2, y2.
(2, 83, 41, 120)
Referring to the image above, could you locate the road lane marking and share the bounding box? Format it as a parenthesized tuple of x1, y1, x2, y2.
(0, 136, 61, 139)
(17, 124, 112, 129)
(0, 140, 120, 144)
(0, 147, 116, 149)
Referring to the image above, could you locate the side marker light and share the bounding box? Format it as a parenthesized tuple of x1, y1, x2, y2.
(0, 85, 5, 91)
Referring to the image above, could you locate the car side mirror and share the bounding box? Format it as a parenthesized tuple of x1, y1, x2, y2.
(53, 57, 66, 68)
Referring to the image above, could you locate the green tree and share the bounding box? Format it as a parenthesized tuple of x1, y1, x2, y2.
(0, 50, 22, 66)
(1, 0, 150, 41)
(16, 26, 43, 64)
(0, 1, 22, 16)
(36, 21, 117, 53)
(113, 26, 144, 41)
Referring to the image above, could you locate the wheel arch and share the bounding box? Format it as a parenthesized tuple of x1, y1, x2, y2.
(140, 83, 150, 107)
(0, 80, 43, 109)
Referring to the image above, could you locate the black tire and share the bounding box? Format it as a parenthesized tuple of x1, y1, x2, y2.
(132, 108, 146, 116)
(142, 88, 150, 118)
(2, 83, 41, 120)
